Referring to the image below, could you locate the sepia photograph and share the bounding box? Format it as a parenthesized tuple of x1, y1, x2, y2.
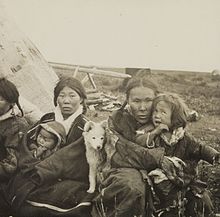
(0, 0, 220, 216)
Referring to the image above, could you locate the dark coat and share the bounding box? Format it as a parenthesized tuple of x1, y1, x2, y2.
(0, 115, 29, 181)
(94, 108, 165, 217)
(152, 132, 219, 185)
(5, 112, 92, 214)
(95, 108, 219, 217)
(108, 108, 165, 171)
(109, 108, 219, 175)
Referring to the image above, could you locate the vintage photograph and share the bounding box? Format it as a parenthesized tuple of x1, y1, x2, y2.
(0, 1, 220, 216)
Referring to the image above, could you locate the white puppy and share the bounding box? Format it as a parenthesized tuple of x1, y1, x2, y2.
(83, 120, 107, 193)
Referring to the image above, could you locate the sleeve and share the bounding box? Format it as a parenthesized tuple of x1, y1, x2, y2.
(3, 117, 28, 149)
(135, 124, 158, 147)
(108, 112, 124, 135)
(135, 134, 149, 147)
(31, 151, 65, 185)
(186, 134, 219, 164)
(113, 133, 165, 171)
(0, 117, 29, 176)
(31, 137, 86, 185)
(107, 112, 165, 171)
(0, 148, 17, 174)
(108, 110, 136, 141)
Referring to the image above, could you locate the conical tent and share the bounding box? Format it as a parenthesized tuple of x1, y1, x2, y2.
(0, 6, 58, 112)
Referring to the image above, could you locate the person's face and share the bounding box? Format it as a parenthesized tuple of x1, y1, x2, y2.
(57, 86, 82, 119)
(36, 128, 56, 150)
(0, 95, 11, 116)
(152, 101, 172, 128)
(128, 87, 155, 124)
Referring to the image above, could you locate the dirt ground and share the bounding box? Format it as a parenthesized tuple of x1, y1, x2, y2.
(58, 69, 220, 212)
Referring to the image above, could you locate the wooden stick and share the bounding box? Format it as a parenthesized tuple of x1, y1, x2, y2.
(88, 73, 97, 89)
(86, 99, 103, 105)
(81, 74, 89, 84)
(73, 65, 79, 77)
(102, 93, 117, 100)
(87, 92, 102, 100)
(86, 89, 98, 94)
(49, 62, 131, 79)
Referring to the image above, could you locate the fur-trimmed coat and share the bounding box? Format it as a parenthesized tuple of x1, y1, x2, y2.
(108, 108, 165, 171)
(94, 108, 165, 217)
(108, 108, 219, 186)
(95, 108, 219, 216)
(5, 112, 92, 214)
(108, 108, 219, 178)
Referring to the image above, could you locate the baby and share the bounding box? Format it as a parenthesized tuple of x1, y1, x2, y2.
(28, 121, 66, 160)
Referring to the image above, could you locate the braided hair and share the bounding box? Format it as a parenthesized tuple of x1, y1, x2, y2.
(121, 77, 159, 109)
(0, 77, 24, 116)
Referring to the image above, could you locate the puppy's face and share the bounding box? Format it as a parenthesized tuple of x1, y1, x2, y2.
(83, 121, 107, 150)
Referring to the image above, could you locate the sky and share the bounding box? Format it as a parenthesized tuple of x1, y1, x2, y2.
(2, 0, 220, 72)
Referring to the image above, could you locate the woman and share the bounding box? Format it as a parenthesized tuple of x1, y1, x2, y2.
(5, 76, 93, 217)
(94, 77, 180, 217)
(0, 78, 29, 216)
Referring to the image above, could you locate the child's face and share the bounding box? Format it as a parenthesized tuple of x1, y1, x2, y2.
(152, 101, 172, 128)
(36, 128, 57, 150)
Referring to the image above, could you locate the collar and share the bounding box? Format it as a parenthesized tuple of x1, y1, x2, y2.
(0, 105, 21, 122)
(54, 105, 83, 134)
(160, 127, 185, 146)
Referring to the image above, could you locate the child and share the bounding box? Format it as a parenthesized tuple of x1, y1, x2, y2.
(134, 93, 220, 216)
(135, 93, 189, 148)
(28, 121, 66, 160)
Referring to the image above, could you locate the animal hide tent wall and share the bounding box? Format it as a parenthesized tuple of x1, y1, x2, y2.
(0, 6, 58, 112)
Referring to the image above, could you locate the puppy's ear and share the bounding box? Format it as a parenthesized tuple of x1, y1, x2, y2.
(84, 121, 95, 132)
(100, 120, 108, 130)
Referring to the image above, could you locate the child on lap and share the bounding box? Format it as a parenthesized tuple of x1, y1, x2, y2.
(134, 93, 219, 216)
(28, 121, 66, 160)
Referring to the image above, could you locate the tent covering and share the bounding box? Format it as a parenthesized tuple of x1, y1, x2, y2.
(0, 7, 58, 112)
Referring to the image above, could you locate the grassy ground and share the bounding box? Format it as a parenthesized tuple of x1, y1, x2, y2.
(57, 68, 220, 212)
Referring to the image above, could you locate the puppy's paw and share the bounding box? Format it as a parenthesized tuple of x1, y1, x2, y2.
(87, 188, 95, 193)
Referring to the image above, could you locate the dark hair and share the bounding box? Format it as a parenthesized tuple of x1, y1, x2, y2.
(121, 77, 159, 109)
(151, 93, 188, 130)
(54, 76, 87, 113)
(125, 77, 158, 99)
(0, 77, 23, 116)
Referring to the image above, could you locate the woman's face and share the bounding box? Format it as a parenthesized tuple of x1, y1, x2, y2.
(57, 86, 82, 119)
(128, 87, 155, 124)
(0, 95, 11, 116)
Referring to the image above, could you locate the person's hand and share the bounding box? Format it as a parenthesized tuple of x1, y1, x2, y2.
(160, 156, 176, 181)
(35, 146, 48, 158)
(160, 156, 184, 187)
(152, 124, 169, 136)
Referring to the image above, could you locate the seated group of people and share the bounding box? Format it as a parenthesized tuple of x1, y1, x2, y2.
(0, 75, 219, 217)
